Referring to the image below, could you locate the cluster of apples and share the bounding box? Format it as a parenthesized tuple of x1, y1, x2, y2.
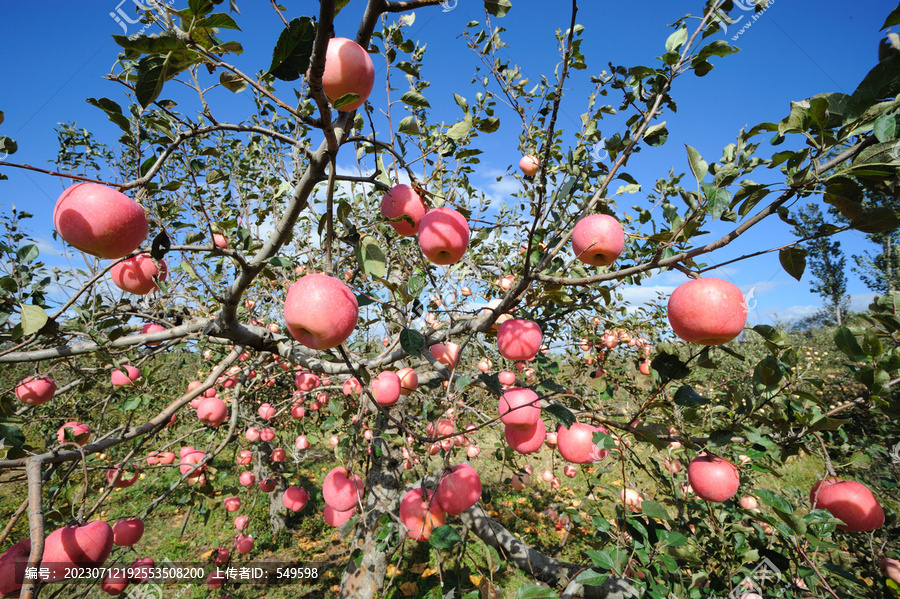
(0, 517, 149, 597)
(399, 463, 482, 541)
(322, 467, 364, 527)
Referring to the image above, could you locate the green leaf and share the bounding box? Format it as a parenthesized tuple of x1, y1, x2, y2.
(400, 329, 425, 357)
(755, 489, 793, 514)
(884, 7, 900, 30)
(874, 111, 899, 142)
(135, 55, 169, 108)
(665, 26, 688, 53)
(446, 116, 473, 140)
(356, 236, 386, 278)
(333, 93, 361, 110)
(651, 351, 691, 384)
(20, 304, 48, 336)
(219, 71, 248, 93)
(476, 116, 500, 133)
(86, 97, 131, 134)
(644, 122, 668, 146)
(400, 91, 430, 108)
(428, 525, 462, 550)
(778, 246, 807, 281)
(585, 549, 615, 570)
(407, 276, 425, 299)
(151, 231, 171, 261)
(454, 375, 472, 391)
(123, 395, 143, 411)
(673, 385, 709, 407)
(515, 584, 558, 599)
(16, 244, 38, 263)
(833, 327, 867, 362)
(268, 17, 316, 82)
(686, 145, 708, 183)
(195, 13, 241, 30)
(484, 0, 512, 18)
(0, 423, 26, 448)
(641, 500, 670, 520)
(397, 115, 420, 135)
(545, 403, 576, 428)
(112, 32, 187, 54)
(851, 207, 900, 234)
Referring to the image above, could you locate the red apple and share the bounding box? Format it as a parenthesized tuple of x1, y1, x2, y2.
(112, 518, 144, 546)
(322, 467, 364, 512)
(111, 254, 167, 295)
(233, 533, 254, 554)
(179, 450, 206, 478)
(157, 451, 175, 465)
(57, 421, 91, 446)
(809, 478, 884, 531)
(399, 488, 446, 541)
(258, 478, 276, 493)
(667, 278, 747, 345)
(110, 365, 141, 387)
(435, 464, 482, 515)
(42, 520, 114, 582)
(101, 571, 129, 595)
(258, 403, 276, 420)
(738, 495, 758, 510)
(557, 422, 610, 464)
(53, 182, 148, 259)
(15, 375, 56, 405)
(323, 505, 356, 527)
(295, 435, 310, 450)
(271, 448, 287, 463)
(211, 547, 230, 566)
(371, 371, 402, 406)
(291, 405, 306, 419)
(128, 557, 154, 582)
(496, 319, 543, 362)
(260, 427, 276, 442)
(504, 419, 546, 454)
(237, 450, 252, 466)
(294, 371, 321, 392)
(284, 274, 359, 350)
(140, 322, 165, 346)
(206, 569, 226, 589)
(381, 184, 427, 236)
(498, 388, 541, 429)
(342, 377, 362, 395)
(621, 488, 644, 512)
(519, 155, 540, 176)
(0, 538, 30, 597)
(321, 37, 375, 112)
(418, 207, 470, 265)
(397, 367, 418, 396)
(498, 370, 516, 386)
(224, 496, 241, 512)
(431, 342, 461, 368)
(107, 463, 139, 488)
(233, 516, 249, 531)
(687, 454, 740, 502)
(282, 486, 310, 512)
(880, 558, 900, 584)
(563, 465, 577, 478)
(571, 214, 625, 267)
(213, 233, 228, 249)
(245, 428, 261, 442)
(197, 397, 228, 427)
(239, 471, 256, 487)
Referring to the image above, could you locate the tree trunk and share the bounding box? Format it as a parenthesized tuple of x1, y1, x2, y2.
(254, 442, 287, 534)
(340, 412, 403, 598)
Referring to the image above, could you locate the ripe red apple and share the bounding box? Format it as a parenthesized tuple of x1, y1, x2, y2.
(211, 547, 230, 566)
(323, 505, 356, 527)
(879, 558, 900, 584)
(53, 182, 148, 259)
(519, 155, 540, 176)
(418, 207, 470, 265)
(321, 37, 375, 112)
(197, 397, 228, 427)
(245, 428, 260, 442)
(140, 322, 165, 346)
(295, 435, 310, 450)
(107, 463, 139, 488)
(0, 538, 30, 597)
(233, 533, 254, 554)
(224, 496, 241, 512)
(111, 518, 144, 546)
(431, 342, 460, 368)
(809, 478, 885, 531)
(398, 367, 418, 396)
(233, 516, 249, 531)
(294, 371, 320, 391)
(271, 448, 287, 463)
(323, 467, 364, 512)
(128, 557, 154, 582)
(621, 488, 644, 512)
(239, 471, 256, 487)
(179, 450, 206, 478)
(260, 427, 276, 442)
(157, 451, 175, 464)
(206, 569, 226, 589)
(399, 488, 446, 541)
(237, 450, 252, 465)
(687, 454, 740, 502)
(496, 319, 543, 361)
(15, 375, 56, 405)
(291, 405, 306, 419)
(563, 465, 577, 478)
(283, 486, 310, 512)
(371, 371, 402, 406)
(504, 419, 546, 454)
(258, 478, 276, 493)
(101, 570, 129, 595)
(213, 233, 228, 249)
(342, 377, 362, 395)
(111, 254, 167, 295)
(667, 278, 747, 345)
(57, 421, 91, 446)
(42, 520, 114, 582)
(499, 388, 541, 429)
(381, 184, 427, 236)
(571, 214, 625, 267)
(258, 403, 276, 420)
(110, 365, 141, 387)
(557, 422, 610, 464)
(284, 274, 359, 350)
(498, 370, 516, 387)
(435, 464, 482, 515)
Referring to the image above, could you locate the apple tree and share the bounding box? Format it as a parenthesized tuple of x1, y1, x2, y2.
(1, 1, 899, 598)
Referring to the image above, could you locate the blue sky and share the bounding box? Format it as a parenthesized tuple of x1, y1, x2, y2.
(0, 1, 896, 325)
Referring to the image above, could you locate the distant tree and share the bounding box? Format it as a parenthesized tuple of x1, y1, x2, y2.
(850, 190, 900, 293)
(791, 203, 850, 326)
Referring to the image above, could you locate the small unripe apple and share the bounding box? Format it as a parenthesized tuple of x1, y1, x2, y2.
(418, 207, 470, 265)
(284, 274, 359, 350)
(111, 254, 167, 295)
(381, 184, 427, 236)
(519, 155, 540, 176)
(738, 495, 758, 510)
(667, 278, 747, 345)
(571, 214, 625, 267)
(321, 37, 375, 112)
(54, 182, 148, 259)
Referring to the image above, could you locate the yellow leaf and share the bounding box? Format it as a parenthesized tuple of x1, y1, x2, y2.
(470, 574, 483, 587)
(399, 582, 419, 596)
(386, 564, 402, 577)
(421, 567, 438, 578)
